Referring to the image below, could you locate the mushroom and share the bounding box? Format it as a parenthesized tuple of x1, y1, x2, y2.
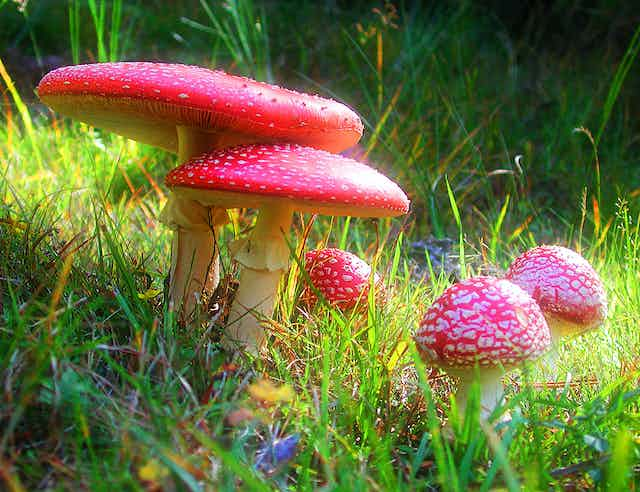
(165, 143, 410, 352)
(505, 245, 607, 342)
(36, 62, 363, 321)
(505, 245, 607, 375)
(304, 248, 382, 309)
(414, 276, 551, 421)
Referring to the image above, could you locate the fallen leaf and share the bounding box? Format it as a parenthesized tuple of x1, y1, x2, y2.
(138, 288, 163, 300)
(138, 459, 169, 482)
(248, 379, 294, 404)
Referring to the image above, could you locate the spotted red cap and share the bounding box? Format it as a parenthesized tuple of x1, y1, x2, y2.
(304, 248, 381, 308)
(37, 62, 363, 153)
(414, 277, 550, 369)
(505, 245, 607, 334)
(165, 143, 410, 217)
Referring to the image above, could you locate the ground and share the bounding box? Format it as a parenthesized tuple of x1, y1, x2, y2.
(0, 1, 639, 490)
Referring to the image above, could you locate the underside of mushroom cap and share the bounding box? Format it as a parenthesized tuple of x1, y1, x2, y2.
(37, 62, 363, 153)
(505, 245, 607, 332)
(414, 276, 551, 369)
(165, 143, 410, 217)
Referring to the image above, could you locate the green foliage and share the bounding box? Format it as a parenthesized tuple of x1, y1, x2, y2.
(0, 1, 639, 490)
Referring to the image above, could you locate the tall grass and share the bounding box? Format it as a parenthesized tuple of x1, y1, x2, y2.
(0, 1, 639, 490)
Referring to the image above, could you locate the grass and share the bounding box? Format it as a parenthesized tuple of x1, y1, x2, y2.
(1, 1, 640, 490)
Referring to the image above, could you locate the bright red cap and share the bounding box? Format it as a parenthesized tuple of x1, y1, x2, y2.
(37, 62, 363, 153)
(165, 143, 410, 217)
(414, 277, 550, 369)
(305, 248, 380, 308)
(505, 245, 607, 334)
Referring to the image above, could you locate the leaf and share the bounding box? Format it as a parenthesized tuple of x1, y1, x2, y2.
(386, 340, 408, 373)
(137, 287, 163, 300)
(248, 379, 294, 404)
(138, 459, 169, 482)
(584, 434, 609, 453)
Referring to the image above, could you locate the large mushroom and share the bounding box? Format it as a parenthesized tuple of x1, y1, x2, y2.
(36, 62, 363, 320)
(304, 248, 382, 309)
(166, 143, 410, 352)
(414, 276, 551, 421)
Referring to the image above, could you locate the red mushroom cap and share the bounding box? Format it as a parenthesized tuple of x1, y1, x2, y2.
(165, 143, 410, 217)
(304, 248, 381, 308)
(414, 276, 550, 369)
(37, 62, 363, 153)
(505, 245, 607, 334)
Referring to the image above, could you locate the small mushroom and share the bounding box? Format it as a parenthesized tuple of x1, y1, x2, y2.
(505, 245, 607, 342)
(37, 62, 363, 321)
(166, 143, 410, 353)
(304, 248, 382, 309)
(414, 276, 551, 421)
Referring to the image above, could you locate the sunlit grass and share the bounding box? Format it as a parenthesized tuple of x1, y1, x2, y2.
(1, 1, 639, 490)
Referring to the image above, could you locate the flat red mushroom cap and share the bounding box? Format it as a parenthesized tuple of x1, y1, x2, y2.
(165, 143, 410, 217)
(37, 62, 363, 153)
(414, 277, 550, 369)
(505, 245, 607, 332)
(305, 248, 380, 308)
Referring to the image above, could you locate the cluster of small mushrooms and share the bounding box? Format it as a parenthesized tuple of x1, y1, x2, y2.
(37, 63, 607, 423)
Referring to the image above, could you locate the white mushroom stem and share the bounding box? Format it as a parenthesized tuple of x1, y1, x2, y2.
(452, 368, 505, 422)
(542, 315, 581, 380)
(162, 196, 221, 321)
(160, 126, 226, 322)
(225, 204, 294, 353)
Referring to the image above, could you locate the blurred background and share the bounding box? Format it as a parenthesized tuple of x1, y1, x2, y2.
(1, 0, 639, 242)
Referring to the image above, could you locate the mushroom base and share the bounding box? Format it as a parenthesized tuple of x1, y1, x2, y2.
(224, 267, 284, 352)
(542, 315, 598, 380)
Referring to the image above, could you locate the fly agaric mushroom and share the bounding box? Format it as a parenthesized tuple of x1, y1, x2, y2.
(304, 248, 382, 309)
(166, 143, 409, 352)
(505, 245, 607, 342)
(37, 62, 363, 321)
(414, 276, 551, 420)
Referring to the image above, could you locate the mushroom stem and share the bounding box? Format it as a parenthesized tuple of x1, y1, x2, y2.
(225, 204, 294, 353)
(161, 195, 224, 322)
(163, 126, 225, 322)
(453, 369, 505, 422)
(167, 214, 219, 322)
(541, 327, 566, 381)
